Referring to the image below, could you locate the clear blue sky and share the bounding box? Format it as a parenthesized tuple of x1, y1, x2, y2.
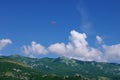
(0, 0, 120, 62)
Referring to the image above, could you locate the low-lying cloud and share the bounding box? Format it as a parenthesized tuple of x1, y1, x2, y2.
(22, 41, 48, 56)
(22, 30, 120, 63)
(103, 44, 120, 62)
(48, 30, 103, 62)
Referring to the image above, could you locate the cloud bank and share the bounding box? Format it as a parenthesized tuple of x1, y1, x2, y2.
(22, 41, 48, 56)
(22, 30, 120, 63)
(48, 30, 103, 61)
(103, 44, 120, 61)
(0, 39, 12, 50)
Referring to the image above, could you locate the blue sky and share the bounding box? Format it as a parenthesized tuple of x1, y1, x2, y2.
(0, 0, 120, 63)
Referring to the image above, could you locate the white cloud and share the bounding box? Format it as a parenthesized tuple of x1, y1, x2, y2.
(69, 30, 88, 47)
(0, 39, 12, 50)
(22, 41, 48, 55)
(48, 30, 104, 62)
(48, 43, 66, 55)
(96, 36, 103, 44)
(103, 44, 120, 61)
(77, 0, 93, 34)
(21, 30, 120, 63)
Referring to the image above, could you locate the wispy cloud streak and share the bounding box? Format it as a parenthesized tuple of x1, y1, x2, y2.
(77, 0, 92, 34)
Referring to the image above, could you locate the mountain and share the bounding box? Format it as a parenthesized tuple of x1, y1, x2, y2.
(0, 56, 87, 80)
(0, 55, 120, 80)
(0, 57, 40, 80)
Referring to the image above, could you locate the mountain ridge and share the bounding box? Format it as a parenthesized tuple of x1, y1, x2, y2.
(0, 55, 120, 80)
(6, 54, 120, 65)
(0, 56, 88, 80)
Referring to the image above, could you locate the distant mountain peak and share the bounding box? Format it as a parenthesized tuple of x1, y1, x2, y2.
(55, 56, 77, 66)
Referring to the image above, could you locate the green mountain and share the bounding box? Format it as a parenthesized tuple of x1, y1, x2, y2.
(0, 56, 89, 80)
(0, 55, 120, 80)
(0, 57, 39, 80)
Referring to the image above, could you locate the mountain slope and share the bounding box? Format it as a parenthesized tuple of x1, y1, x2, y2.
(2, 55, 120, 80)
(0, 57, 50, 80)
(0, 56, 88, 80)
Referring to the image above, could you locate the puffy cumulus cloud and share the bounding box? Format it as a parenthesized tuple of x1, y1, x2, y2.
(69, 30, 88, 47)
(103, 44, 120, 61)
(21, 30, 120, 63)
(0, 39, 12, 50)
(96, 36, 103, 44)
(48, 30, 104, 62)
(48, 43, 66, 55)
(22, 41, 48, 55)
